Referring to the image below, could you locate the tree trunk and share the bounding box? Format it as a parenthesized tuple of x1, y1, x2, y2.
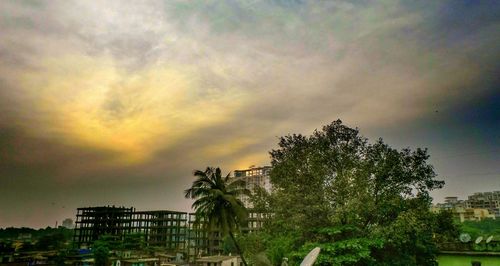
(229, 231, 248, 266)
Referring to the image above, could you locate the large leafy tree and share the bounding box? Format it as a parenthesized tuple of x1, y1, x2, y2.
(259, 120, 454, 265)
(185, 167, 250, 266)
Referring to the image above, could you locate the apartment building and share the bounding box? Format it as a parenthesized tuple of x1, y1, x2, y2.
(454, 207, 496, 222)
(466, 191, 500, 218)
(432, 191, 500, 222)
(232, 166, 272, 208)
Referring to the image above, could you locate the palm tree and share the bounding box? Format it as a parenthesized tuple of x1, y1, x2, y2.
(185, 167, 250, 266)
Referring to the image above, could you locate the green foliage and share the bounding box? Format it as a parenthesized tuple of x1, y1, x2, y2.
(252, 120, 453, 265)
(434, 210, 459, 242)
(370, 207, 440, 265)
(249, 186, 272, 213)
(93, 237, 111, 266)
(265, 234, 299, 265)
(281, 225, 383, 265)
(460, 219, 500, 238)
(18, 241, 35, 251)
(185, 167, 251, 265)
(94, 245, 110, 266)
(0, 240, 15, 253)
(222, 235, 238, 254)
(121, 232, 146, 250)
(185, 167, 250, 236)
(0, 226, 73, 250)
(54, 249, 68, 266)
(292, 239, 383, 266)
(0, 227, 40, 239)
(237, 231, 268, 259)
(455, 219, 500, 252)
(35, 230, 67, 250)
(89, 233, 146, 254)
(252, 252, 273, 266)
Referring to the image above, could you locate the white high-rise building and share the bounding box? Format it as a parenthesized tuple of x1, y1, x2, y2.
(232, 165, 272, 208)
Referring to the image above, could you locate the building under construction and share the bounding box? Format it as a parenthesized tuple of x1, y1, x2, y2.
(74, 206, 191, 250)
(73, 206, 266, 262)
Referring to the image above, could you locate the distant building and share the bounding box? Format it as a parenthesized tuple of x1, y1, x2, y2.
(433, 191, 500, 222)
(73, 206, 189, 251)
(232, 166, 272, 208)
(445, 196, 459, 204)
(73, 206, 266, 263)
(454, 207, 496, 222)
(466, 191, 500, 218)
(62, 218, 74, 229)
(433, 196, 466, 211)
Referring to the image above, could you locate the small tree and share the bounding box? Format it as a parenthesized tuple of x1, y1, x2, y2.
(93, 238, 110, 266)
(94, 246, 109, 266)
(121, 232, 145, 250)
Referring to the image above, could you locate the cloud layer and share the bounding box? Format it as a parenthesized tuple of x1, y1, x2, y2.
(0, 0, 498, 227)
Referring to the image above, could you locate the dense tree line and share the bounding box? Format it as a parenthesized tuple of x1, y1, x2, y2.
(0, 226, 72, 240)
(0, 226, 73, 251)
(242, 120, 458, 265)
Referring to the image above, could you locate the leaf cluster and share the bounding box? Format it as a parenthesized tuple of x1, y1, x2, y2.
(256, 120, 452, 265)
(185, 167, 250, 236)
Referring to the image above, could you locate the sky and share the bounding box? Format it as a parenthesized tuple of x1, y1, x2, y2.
(0, 0, 498, 228)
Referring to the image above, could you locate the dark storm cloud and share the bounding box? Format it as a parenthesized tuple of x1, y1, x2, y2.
(0, 0, 499, 227)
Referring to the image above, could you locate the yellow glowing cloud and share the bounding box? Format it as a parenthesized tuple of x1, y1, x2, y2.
(201, 138, 258, 159)
(17, 54, 248, 165)
(231, 152, 269, 171)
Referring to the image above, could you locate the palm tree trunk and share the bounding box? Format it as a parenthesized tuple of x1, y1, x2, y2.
(229, 231, 248, 266)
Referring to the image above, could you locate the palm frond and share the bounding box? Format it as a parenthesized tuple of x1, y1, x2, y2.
(186, 166, 249, 238)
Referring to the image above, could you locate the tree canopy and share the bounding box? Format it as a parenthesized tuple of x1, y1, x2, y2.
(250, 120, 455, 265)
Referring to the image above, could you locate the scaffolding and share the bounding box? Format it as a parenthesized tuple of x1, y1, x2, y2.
(73, 206, 134, 246)
(73, 206, 267, 262)
(130, 210, 188, 250)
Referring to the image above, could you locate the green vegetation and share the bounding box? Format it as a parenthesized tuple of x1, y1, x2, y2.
(93, 237, 110, 266)
(460, 219, 500, 239)
(0, 226, 73, 252)
(0, 226, 73, 241)
(185, 167, 251, 266)
(121, 232, 147, 250)
(451, 219, 500, 252)
(244, 120, 458, 265)
(438, 254, 500, 266)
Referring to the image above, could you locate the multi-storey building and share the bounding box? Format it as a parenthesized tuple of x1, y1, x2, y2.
(74, 206, 192, 257)
(73, 206, 268, 262)
(453, 207, 495, 222)
(433, 196, 466, 211)
(72, 166, 274, 261)
(232, 166, 272, 208)
(73, 206, 135, 246)
(187, 213, 221, 260)
(466, 191, 500, 218)
(432, 191, 500, 222)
